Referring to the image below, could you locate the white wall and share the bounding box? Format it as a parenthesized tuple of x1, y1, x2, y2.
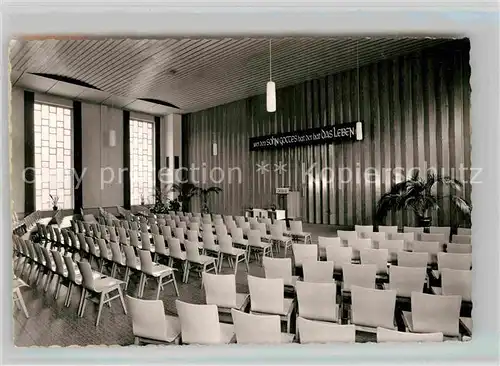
(10, 86, 162, 214)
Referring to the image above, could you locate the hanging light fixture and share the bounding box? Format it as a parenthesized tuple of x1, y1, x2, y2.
(266, 39, 276, 112)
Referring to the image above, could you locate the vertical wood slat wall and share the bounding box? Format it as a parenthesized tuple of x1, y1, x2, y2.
(183, 39, 471, 227)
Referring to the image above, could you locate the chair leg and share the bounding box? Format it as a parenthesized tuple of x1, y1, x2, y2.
(15, 288, 29, 318)
(234, 255, 238, 275)
(155, 277, 162, 300)
(95, 292, 105, 326)
(78, 289, 87, 317)
(183, 262, 190, 283)
(65, 283, 73, 307)
(172, 273, 179, 296)
(117, 286, 127, 314)
(244, 253, 249, 271)
(138, 273, 145, 298)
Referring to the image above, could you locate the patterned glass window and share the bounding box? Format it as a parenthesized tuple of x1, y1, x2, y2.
(130, 119, 155, 205)
(33, 103, 73, 210)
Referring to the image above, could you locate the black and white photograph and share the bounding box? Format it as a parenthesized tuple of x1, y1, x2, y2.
(10, 36, 474, 347)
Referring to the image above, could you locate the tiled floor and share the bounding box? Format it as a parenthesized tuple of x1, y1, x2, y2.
(13, 223, 341, 347)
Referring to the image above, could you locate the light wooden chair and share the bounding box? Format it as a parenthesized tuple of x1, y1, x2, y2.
(184, 240, 217, 285)
(325, 246, 353, 274)
(175, 300, 235, 344)
(350, 285, 397, 332)
(403, 227, 424, 241)
(302, 260, 334, 283)
(296, 281, 339, 323)
(317, 236, 341, 260)
(383, 265, 426, 298)
(377, 239, 405, 262)
(411, 241, 441, 265)
(451, 234, 471, 244)
(247, 230, 273, 264)
(363, 232, 387, 248)
(433, 252, 472, 280)
(13, 277, 29, 318)
(337, 230, 358, 246)
(378, 226, 398, 234)
(397, 251, 429, 268)
(429, 226, 451, 240)
(202, 273, 250, 315)
(289, 220, 312, 244)
(297, 317, 355, 344)
(77, 261, 127, 326)
(376, 327, 443, 342)
(127, 295, 181, 345)
(432, 268, 471, 302)
(402, 292, 462, 339)
(446, 243, 472, 254)
(219, 235, 250, 274)
(348, 238, 373, 261)
(342, 264, 377, 292)
(292, 244, 318, 273)
(354, 225, 373, 238)
(262, 257, 299, 289)
(137, 249, 179, 298)
(388, 232, 415, 251)
(247, 275, 295, 334)
(270, 224, 293, 255)
(360, 248, 389, 275)
(231, 309, 295, 344)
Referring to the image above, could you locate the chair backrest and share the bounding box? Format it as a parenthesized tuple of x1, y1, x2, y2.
(186, 230, 199, 243)
(160, 225, 172, 239)
(378, 226, 398, 234)
(51, 250, 66, 276)
(337, 230, 358, 244)
(421, 233, 447, 245)
(354, 225, 373, 237)
(202, 273, 237, 308)
(342, 264, 376, 290)
(150, 223, 160, 235)
(97, 238, 110, 259)
(126, 295, 169, 342)
(240, 222, 251, 236)
(189, 222, 200, 232)
(257, 223, 268, 236)
(296, 281, 337, 322)
(457, 228, 471, 236)
(262, 256, 294, 285)
(412, 241, 441, 264)
(388, 232, 415, 248)
(377, 240, 404, 262)
(231, 309, 281, 344)
(247, 229, 263, 247)
(130, 221, 139, 231)
(138, 249, 155, 274)
(317, 236, 341, 251)
(68, 231, 78, 249)
(213, 218, 224, 226)
(140, 223, 149, 233)
(85, 236, 98, 257)
(351, 285, 396, 329)
(230, 227, 244, 241)
(174, 228, 185, 242)
(437, 252, 472, 271)
(376, 327, 443, 342)
(63, 254, 78, 282)
(403, 227, 424, 238)
(109, 241, 124, 264)
(451, 234, 471, 244)
(441, 268, 472, 301)
(152, 234, 167, 255)
(235, 216, 246, 227)
(167, 237, 184, 259)
(215, 225, 228, 237)
(77, 233, 88, 252)
(203, 231, 219, 251)
(175, 300, 222, 344)
(118, 227, 128, 244)
(185, 240, 202, 262)
(388, 265, 426, 297)
(397, 251, 429, 268)
(360, 248, 389, 274)
(292, 244, 318, 267)
(302, 261, 334, 283)
(348, 238, 373, 260)
(363, 232, 387, 246)
(247, 275, 284, 314)
(77, 261, 96, 291)
(297, 317, 355, 344)
(410, 292, 461, 337)
(123, 245, 138, 268)
(429, 226, 451, 240)
(140, 232, 151, 250)
(129, 230, 140, 248)
(325, 246, 353, 270)
(202, 223, 213, 233)
(446, 243, 472, 254)
(290, 220, 304, 234)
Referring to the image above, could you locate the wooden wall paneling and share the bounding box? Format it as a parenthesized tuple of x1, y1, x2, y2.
(182, 40, 471, 226)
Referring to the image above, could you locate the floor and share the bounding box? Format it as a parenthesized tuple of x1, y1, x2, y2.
(13, 223, 342, 347)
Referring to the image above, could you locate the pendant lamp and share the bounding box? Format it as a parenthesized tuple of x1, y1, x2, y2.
(266, 39, 276, 112)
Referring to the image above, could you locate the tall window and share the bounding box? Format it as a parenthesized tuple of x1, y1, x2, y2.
(130, 119, 155, 205)
(33, 103, 73, 210)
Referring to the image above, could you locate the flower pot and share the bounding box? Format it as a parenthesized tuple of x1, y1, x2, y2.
(417, 216, 432, 228)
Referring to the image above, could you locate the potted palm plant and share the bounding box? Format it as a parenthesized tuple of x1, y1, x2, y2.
(375, 171, 472, 227)
(199, 186, 223, 214)
(169, 182, 201, 212)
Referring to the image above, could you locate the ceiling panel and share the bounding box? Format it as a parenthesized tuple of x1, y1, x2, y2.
(77, 89, 111, 104)
(9, 37, 453, 113)
(47, 81, 85, 99)
(15, 73, 57, 93)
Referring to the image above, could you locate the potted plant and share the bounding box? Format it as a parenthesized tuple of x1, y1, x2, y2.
(169, 182, 201, 212)
(49, 194, 59, 211)
(375, 171, 472, 228)
(199, 186, 223, 214)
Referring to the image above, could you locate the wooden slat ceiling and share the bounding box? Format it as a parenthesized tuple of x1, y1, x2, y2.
(9, 37, 451, 114)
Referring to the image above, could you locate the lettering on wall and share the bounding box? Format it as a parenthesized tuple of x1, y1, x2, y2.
(249, 121, 363, 151)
